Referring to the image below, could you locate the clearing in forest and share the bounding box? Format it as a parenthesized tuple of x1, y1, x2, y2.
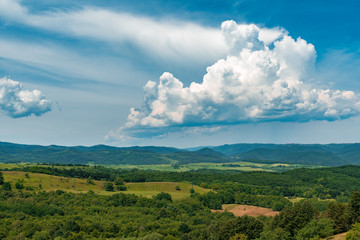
(125, 182, 210, 200)
(322, 232, 347, 240)
(212, 204, 279, 217)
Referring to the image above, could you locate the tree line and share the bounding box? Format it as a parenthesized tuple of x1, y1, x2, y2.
(3, 164, 360, 199)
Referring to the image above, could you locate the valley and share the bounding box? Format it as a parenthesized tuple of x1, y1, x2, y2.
(0, 142, 360, 239)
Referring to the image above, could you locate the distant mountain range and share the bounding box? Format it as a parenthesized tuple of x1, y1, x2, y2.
(1, 141, 360, 166)
(211, 143, 360, 166)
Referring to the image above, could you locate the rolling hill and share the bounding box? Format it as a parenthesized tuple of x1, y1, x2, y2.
(0, 142, 226, 165)
(210, 143, 360, 166)
(1, 141, 360, 166)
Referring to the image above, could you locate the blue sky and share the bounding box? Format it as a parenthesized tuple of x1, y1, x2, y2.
(0, 0, 359, 147)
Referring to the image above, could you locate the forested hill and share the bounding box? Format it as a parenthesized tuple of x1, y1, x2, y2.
(0, 142, 228, 165)
(209, 143, 360, 166)
(1, 141, 360, 166)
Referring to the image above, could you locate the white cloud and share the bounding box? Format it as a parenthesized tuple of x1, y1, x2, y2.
(0, 38, 146, 86)
(107, 20, 360, 140)
(0, 77, 52, 117)
(0, 0, 26, 20)
(0, 0, 226, 62)
(258, 27, 287, 45)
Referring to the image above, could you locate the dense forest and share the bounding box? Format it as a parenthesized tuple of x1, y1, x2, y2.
(1, 167, 360, 239)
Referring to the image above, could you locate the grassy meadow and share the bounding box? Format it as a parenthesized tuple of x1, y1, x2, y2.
(1, 170, 209, 200)
(2, 171, 106, 194)
(107, 160, 322, 172)
(126, 182, 210, 200)
(0, 160, 322, 173)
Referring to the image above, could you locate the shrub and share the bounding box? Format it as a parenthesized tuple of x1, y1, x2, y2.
(347, 223, 360, 240)
(153, 192, 172, 202)
(104, 182, 114, 191)
(87, 178, 95, 185)
(114, 177, 124, 186)
(178, 223, 191, 233)
(15, 181, 24, 190)
(295, 218, 335, 240)
(116, 185, 127, 191)
(2, 182, 11, 191)
(0, 172, 4, 185)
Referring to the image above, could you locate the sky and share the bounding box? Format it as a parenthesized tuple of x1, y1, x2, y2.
(0, 0, 360, 148)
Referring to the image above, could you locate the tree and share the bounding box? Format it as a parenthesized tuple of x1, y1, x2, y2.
(272, 201, 285, 211)
(2, 182, 11, 191)
(116, 185, 127, 191)
(114, 177, 124, 186)
(153, 192, 172, 202)
(104, 182, 114, 191)
(349, 190, 360, 224)
(0, 172, 4, 185)
(200, 191, 222, 209)
(178, 223, 191, 233)
(159, 208, 167, 218)
(295, 218, 335, 240)
(218, 190, 235, 204)
(326, 201, 349, 233)
(209, 216, 263, 240)
(346, 223, 360, 240)
(87, 178, 95, 185)
(271, 200, 318, 237)
(259, 227, 290, 240)
(15, 181, 24, 190)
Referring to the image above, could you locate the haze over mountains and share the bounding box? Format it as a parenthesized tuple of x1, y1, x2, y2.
(1, 141, 360, 166)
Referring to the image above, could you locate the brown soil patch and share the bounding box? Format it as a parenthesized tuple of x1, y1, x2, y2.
(211, 204, 279, 217)
(323, 232, 347, 240)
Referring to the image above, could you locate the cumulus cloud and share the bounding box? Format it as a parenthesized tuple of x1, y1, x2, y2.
(0, 77, 52, 118)
(107, 20, 360, 140)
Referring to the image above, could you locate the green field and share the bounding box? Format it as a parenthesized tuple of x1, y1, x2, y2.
(0, 160, 322, 173)
(0, 163, 26, 169)
(107, 160, 322, 172)
(0, 163, 358, 239)
(2, 171, 108, 194)
(1, 171, 209, 200)
(126, 182, 210, 200)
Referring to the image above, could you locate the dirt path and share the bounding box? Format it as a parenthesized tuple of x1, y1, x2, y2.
(323, 232, 347, 240)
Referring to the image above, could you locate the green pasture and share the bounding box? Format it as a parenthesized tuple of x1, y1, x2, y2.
(0, 160, 322, 173)
(1, 171, 209, 200)
(109, 161, 321, 172)
(2, 171, 107, 194)
(126, 182, 210, 200)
